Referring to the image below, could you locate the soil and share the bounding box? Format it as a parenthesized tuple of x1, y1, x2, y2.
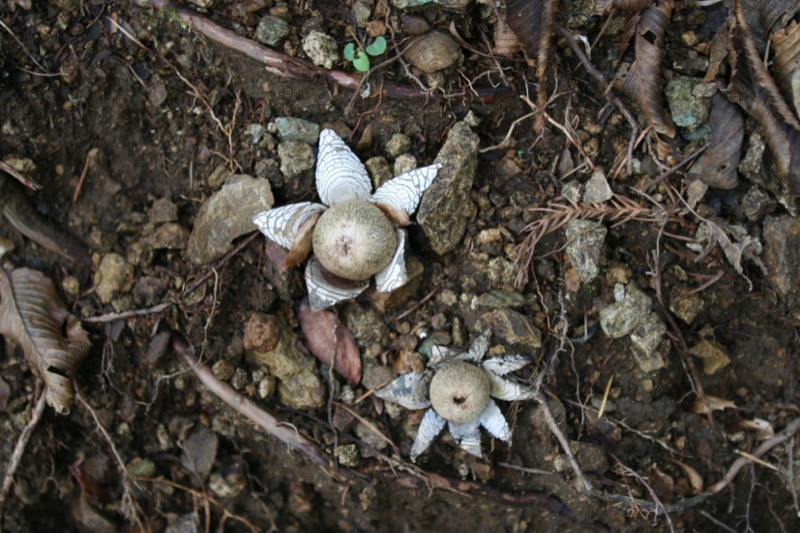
(1, 1, 799, 532)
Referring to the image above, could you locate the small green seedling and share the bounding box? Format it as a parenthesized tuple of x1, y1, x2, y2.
(343, 36, 387, 72)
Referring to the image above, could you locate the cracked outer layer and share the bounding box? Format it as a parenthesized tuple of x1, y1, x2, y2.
(312, 199, 397, 281)
(429, 361, 490, 425)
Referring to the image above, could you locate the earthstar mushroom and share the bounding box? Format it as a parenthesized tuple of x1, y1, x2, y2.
(253, 129, 441, 310)
(376, 327, 536, 461)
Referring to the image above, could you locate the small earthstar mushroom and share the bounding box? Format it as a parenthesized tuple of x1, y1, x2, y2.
(376, 327, 536, 461)
(253, 129, 441, 310)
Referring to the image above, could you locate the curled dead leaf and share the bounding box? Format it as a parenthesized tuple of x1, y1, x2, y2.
(612, 0, 678, 161)
(0, 267, 90, 413)
(740, 418, 775, 440)
(691, 394, 737, 414)
(674, 460, 704, 494)
(298, 299, 361, 386)
(690, 91, 743, 189)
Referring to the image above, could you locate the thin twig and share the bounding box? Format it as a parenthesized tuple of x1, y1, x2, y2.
(0, 390, 46, 507)
(82, 302, 173, 323)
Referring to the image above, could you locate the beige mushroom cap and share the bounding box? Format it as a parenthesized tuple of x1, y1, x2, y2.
(312, 200, 397, 281)
(429, 361, 490, 424)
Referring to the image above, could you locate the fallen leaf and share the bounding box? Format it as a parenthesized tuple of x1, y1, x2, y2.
(759, 0, 800, 34)
(692, 394, 737, 414)
(0, 174, 93, 268)
(727, 0, 800, 195)
(674, 460, 704, 494)
(597, 0, 655, 11)
(0, 376, 9, 412)
(0, 267, 91, 414)
(505, 0, 557, 131)
(298, 299, 361, 386)
(690, 91, 743, 189)
(180, 425, 218, 481)
(741, 418, 775, 439)
(492, 11, 521, 57)
(612, 0, 678, 161)
(770, 19, 800, 114)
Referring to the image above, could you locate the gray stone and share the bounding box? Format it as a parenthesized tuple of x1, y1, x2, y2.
(208, 460, 246, 499)
(629, 312, 667, 372)
(343, 302, 390, 350)
(206, 163, 233, 189)
(255, 15, 290, 47)
(600, 283, 652, 338)
(275, 117, 320, 144)
(354, 0, 372, 27)
(302, 31, 339, 69)
(741, 186, 773, 221)
(565, 219, 607, 283)
(476, 290, 526, 309)
(245, 319, 325, 410)
(165, 513, 200, 533)
(278, 140, 315, 178)
(94, 253, 134, 304)
(394, 153, 417, 176)
(150, 197, 178, 223)
(689, 338, 730, 375)
(187, 175, 274, 264)
(385, 133, 412, 158)
(739, 132, 766, 181)
(763, 215, 800, 295)
(405, 31, 462, 73)
(365, 156, 392, 189)
(669, 284, 705, 324)
(482, 309, 542, 351)
(392, 0, 472, 10)
(583, 169, 613, 204)
(665, 77, 712, 132)
(418, 122, 479, 254)
(180, 426, 218, 481)
(149, 223, 189, 249)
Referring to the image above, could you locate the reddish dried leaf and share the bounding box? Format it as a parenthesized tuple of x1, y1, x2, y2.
(298, 299, 361, 386)
(612, 0, 677, 160)
(0, 267, 90, 414)
(728, 0, 800, 195)
(690, 91, 743, 189)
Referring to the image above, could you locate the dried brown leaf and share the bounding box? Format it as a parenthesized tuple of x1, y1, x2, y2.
(492, 12, 522, 57)
(692, 395, 737, 414)
(506, 0, 557, 131)
(759, 0, 800, 34)
(771, 19, 800, 113)
(689, 91, 743, 189)
(612, 0, 678, 160)
(597, 0, 654, 11)
(0, 376, 9, 412)
(0, 267, 90, 413)
(740, 418, 776, 439)
(674, 460, 704, 494)
(298, 299, 361, 386)
(728, 0, 800, 195)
